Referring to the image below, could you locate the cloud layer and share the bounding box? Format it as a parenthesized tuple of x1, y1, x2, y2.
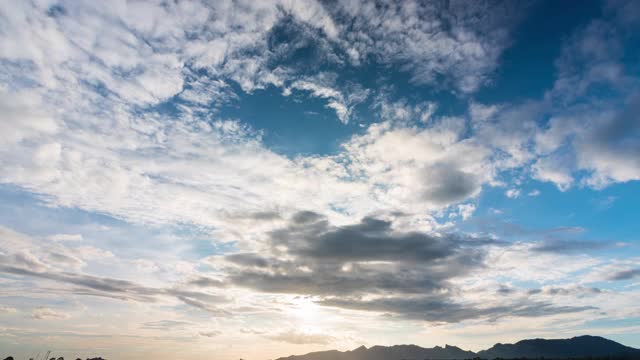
(0, 1, 639, 358)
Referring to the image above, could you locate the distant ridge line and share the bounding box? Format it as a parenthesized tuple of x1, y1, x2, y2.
(275, 335, 640, 360)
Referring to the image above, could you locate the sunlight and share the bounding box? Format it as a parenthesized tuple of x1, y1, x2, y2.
(289, 296, 322, 325)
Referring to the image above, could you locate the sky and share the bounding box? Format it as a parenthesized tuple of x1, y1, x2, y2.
(0, 0, 639, 359)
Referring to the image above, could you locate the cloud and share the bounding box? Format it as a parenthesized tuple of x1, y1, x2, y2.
(202, 212, 600, 323)
(0, 264, 229, 314)
(0, 1, 531, 244)
(531, 239, 611, 254)
(533, 94, 640, 190)
(32, 306, 70, 320)
(48, 233, 84, 242)
(0, 0, 638, 346)
(0, 1, 630, 258)
(456, 204, 477, 220)
(142, 320, 193, 330)
(505, 189, 521, 199)
(215, 211, 493, 299)
(0, 226, 114, 272)
(341, 115, 493, 213)
(318, 296, 595, 323)
(328, 1, 527, 93)
(0, 1, 636, 245)
(284, 73, 369, 123)
(527, 286, 603, 297)
(483, 242, 602, 283)
(605, 0, 640, 26)
(0, 305, 17, 314)
(188, 276, 225, 288)
(608, 268, 640, 281)
(268, 330, 334, 345)
(268, 213, 492, 264)
(528, 189, 541, 196)
(531, 14, 640, 190)
(0, 226, 229, 314)
(576, 94, 640, 188)
(199, 330, 222, 338)
(420, 165, 482, 205)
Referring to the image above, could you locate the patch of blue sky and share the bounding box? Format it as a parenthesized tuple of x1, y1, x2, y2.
(474, 0, 603, 104)
(462, 180, 640, 258)
(216, 83, 360, 156)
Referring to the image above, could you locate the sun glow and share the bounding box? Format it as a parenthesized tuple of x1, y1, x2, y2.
(289, 296, 322, 325)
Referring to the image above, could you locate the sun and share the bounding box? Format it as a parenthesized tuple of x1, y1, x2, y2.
(289, 296, 322, 325)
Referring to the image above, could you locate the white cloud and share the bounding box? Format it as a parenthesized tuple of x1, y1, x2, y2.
(268, 330, 334, 345)
(530, 15, 640, 190)
(480, 242, 602, 284)
(32, 306, 70, 320)
(49, 233, 83, 242)
(0, 305, 17, 314)
(505, 189, 521, 199)
(456, 204, 477, 220)
(331, 1, 525, 92)
(532, 153, 574, 192)
(284, 73, 369, 123)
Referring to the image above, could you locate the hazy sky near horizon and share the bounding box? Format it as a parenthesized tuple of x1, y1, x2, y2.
(1, 0, 640, 359)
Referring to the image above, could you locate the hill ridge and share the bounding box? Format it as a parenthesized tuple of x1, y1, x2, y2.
(275, 335, 640, 360)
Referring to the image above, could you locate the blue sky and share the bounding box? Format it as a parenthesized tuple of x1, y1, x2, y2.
(1, 1, 639, 359)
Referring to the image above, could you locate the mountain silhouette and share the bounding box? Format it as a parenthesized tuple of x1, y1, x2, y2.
(275, 335, 640, 360)
(276, 344, 475, 360)
(477, 335, 640, 359)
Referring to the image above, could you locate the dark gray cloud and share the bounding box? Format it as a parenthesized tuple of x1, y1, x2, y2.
(226, 253, 271, 268)
(590, 95, 640, 148)
(317, 296, 595, 323)
(207, 211, 602, 322)
(531, 239, 611, 253)
(527, 286, 603, 296)
(216, 211, 491, 298)
(205, 211, 597, 322)
(227, 263, 449, 296)
(497, 285, 516, 295)
(174, 296, 229, 316)
(583, 93, 640, 171)
(420, 165, 481, 206)
(269, 212, 493, 263)
(608, 268, 640, 281)
(188, 276, 226, 288)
